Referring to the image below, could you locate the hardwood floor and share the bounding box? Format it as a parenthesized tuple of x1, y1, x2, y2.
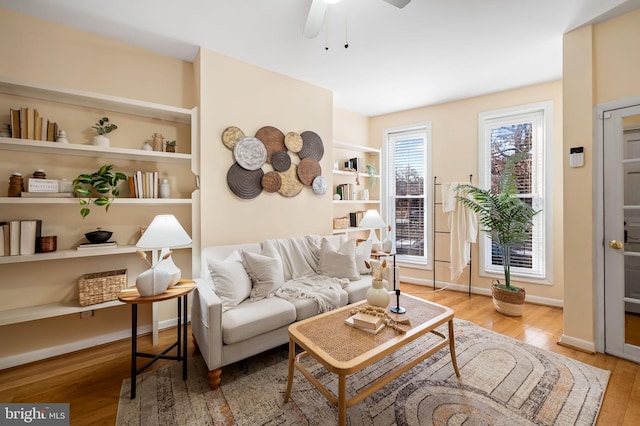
(0, 285, 638, 425)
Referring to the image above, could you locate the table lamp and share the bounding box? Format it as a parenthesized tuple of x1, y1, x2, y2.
(358, 209, 386, 250)
(136, 214, 192, 287)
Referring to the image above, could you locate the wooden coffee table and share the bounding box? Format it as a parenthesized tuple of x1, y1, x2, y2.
(284, 294, 460, 426)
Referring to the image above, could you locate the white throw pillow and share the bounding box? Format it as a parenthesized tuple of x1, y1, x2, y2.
(241, 249, 285, 300)
(318, 237, 360, 281)
(207, 251, 252, 312)
(355, 239, 373, 274)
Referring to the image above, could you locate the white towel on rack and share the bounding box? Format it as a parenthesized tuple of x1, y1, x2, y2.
(441, 182, 478, 282)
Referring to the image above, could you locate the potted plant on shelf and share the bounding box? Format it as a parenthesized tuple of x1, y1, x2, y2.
(165, 140, 176, 153)
(91, 117, 117, 147)
(455, 153, 540, 316)
(73, 164, 127, 218)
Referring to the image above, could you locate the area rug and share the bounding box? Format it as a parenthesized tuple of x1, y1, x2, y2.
(116, 319, 609, 425)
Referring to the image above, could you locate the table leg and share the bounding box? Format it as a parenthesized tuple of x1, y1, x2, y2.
(338, 374, 347, 426)
(130, 304, 138, 399)
(182, 295, 188, 380)
(448, 320, 460, 377)
(284, 338, 295, 403)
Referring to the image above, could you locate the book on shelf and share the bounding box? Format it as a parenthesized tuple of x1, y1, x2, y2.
(0, 222, 7, 256)
(20, 107, 29, 139)
(20, 192, 74, 198)
(39, 116, 48, 141)
(9, 220, 20, 255)
(33, 109, 40, 140)
(76, 241, 118, 250)
(130, 171, 160, 199)
(46, 121, 57, 142)
(19, 219, 42, 255)
(349, 210, 365, 227)
(10, 109, 20, 138)
(350, 157, 365, 172)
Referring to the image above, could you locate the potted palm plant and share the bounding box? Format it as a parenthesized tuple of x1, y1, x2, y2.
(456, 153, 540, 316)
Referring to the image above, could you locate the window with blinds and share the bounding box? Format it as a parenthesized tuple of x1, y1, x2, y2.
(479, 103, 552, 283)
(383, 124, 432, 265)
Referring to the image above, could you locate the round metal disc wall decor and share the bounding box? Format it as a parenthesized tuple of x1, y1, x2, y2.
(298, 130, 324, 161)
(261, 171, 282, 193)
(284, 131, 303, 153)
(222, 126, 245, 150)
(227, 163, 264, 199)
(297, 157, 321, 185)
(312, 176, 327, 195)
(271, 151, 291, 172)
(255, 126, 285, 163)
(233, 136, 267, 171)
(277, 165, 303, 197)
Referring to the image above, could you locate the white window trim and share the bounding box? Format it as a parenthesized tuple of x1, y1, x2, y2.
(478, 101, 553, 285)
(382, 122, 433, 268)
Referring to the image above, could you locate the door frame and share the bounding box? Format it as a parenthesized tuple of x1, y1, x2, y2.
(594, 96, 640, 353)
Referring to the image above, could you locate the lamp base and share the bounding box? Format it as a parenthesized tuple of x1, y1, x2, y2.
(390, 289, 406, 314)
(155, 247, 181, 286)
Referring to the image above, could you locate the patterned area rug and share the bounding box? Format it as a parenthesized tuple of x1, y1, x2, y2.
(116, 319, 609, 425)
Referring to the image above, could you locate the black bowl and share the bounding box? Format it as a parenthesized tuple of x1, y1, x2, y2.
(85, 229, 113, 243)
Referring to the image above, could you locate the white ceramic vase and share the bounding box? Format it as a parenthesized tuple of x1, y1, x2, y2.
(366, 279, 390, 308)
(136, 267, 170, 297)
(93, 135, 110, 147)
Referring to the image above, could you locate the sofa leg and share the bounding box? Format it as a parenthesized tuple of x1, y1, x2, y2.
(208, 368, 222, 390)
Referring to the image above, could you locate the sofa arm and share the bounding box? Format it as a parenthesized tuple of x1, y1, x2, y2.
(191, 278, 223, 370)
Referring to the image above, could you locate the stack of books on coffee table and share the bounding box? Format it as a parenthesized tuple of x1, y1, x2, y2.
(344, 312, 385, 334)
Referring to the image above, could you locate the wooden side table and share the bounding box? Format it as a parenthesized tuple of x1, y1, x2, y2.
(118, 279, 196, 399)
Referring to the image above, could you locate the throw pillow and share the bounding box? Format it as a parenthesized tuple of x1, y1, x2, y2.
(318, 237, 360, 281)
(355, 239, 373, 274)
(207, 250, 252, 312)
(241, 249, 286, 300)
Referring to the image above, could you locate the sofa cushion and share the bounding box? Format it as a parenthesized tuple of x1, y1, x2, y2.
(222, 297, 296, 345)
(318, 237, 360, 281)
(207, 251, 252, 312)
(241, 248, 285, 300)
(355, 239, 373, 274)
(344, 274, 374, 303)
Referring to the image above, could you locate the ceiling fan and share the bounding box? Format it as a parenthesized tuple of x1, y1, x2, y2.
(303, 0, 411, 39)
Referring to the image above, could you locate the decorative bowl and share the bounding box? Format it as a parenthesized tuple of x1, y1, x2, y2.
(85, 229, 113, 243)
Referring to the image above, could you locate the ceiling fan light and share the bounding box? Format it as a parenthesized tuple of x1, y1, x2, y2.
(323, 0, 342, 4)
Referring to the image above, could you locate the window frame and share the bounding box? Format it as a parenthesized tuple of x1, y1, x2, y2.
(382, 122, 433, 268)
(478, 101, 553, 285)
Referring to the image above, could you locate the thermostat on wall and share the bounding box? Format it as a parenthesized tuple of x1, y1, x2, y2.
(570, 147, 584, 168)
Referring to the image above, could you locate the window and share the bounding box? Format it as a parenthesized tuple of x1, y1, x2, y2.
(383, 123, 432, 266)
(478, 102, 552, 283)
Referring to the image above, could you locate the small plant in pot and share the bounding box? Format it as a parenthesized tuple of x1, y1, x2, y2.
(455, 153, 540, 316)
(73, 164, 127, 219)
(165, 140, 176, 153)
(92, 117, 117, 147)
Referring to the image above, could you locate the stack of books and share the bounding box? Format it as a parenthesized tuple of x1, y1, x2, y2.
(344, 312, 385, 334)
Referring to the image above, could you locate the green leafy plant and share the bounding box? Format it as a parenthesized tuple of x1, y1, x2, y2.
(73, 164, 127, 218)
(366, 164, 377, 188)
(455, 153, 540, 292)
(92, 117, 118, 135)
(165, 140, 176, 147)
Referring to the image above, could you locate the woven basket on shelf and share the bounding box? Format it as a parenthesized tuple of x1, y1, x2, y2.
(78, 269, 128, 307)
(333, 217, 350, 229)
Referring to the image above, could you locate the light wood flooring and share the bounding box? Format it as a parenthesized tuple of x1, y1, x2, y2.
(0, 285, 638, 425)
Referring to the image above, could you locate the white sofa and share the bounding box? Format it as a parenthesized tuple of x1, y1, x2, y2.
(191, 234, 376, 389)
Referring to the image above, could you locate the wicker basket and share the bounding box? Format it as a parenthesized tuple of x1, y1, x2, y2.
(78, 269, 128, 307)
(333, 216, 350, 229)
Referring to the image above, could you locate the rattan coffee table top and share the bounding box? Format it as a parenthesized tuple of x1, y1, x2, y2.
(289, 294, 452, 366)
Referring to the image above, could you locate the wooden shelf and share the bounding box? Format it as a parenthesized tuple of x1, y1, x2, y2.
(333, 140, 380, 153)
(0, 197, 192, 204)
(0, 299, 126, 327)
(0, 137, 191, 164)
(332, 169, 380, 178)
(333, 200, 380, 204)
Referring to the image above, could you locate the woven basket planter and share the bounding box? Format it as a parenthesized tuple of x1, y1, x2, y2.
(491, 284, 526, 317)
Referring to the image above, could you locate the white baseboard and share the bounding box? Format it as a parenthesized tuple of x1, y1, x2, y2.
(400, 276, 564, 307)
(0, 316, 189, 370)
(558, 334, 596, 353)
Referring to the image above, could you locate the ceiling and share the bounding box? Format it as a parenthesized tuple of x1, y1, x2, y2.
(2, 0, 639, 117)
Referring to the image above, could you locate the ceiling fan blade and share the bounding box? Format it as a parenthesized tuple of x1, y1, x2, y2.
(303, 0, 328, 39)
(382, 0, 411, 8)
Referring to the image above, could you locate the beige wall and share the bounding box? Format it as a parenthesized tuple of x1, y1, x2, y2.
(562, 9, 640, 348)
(0, 9, 195, 361)
(197, 49, 334, 248)
(369, 81, 565, 303)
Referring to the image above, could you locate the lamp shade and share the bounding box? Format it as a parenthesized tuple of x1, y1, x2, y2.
(358, 209, 386, 229)
(136, 214, 191, 249)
